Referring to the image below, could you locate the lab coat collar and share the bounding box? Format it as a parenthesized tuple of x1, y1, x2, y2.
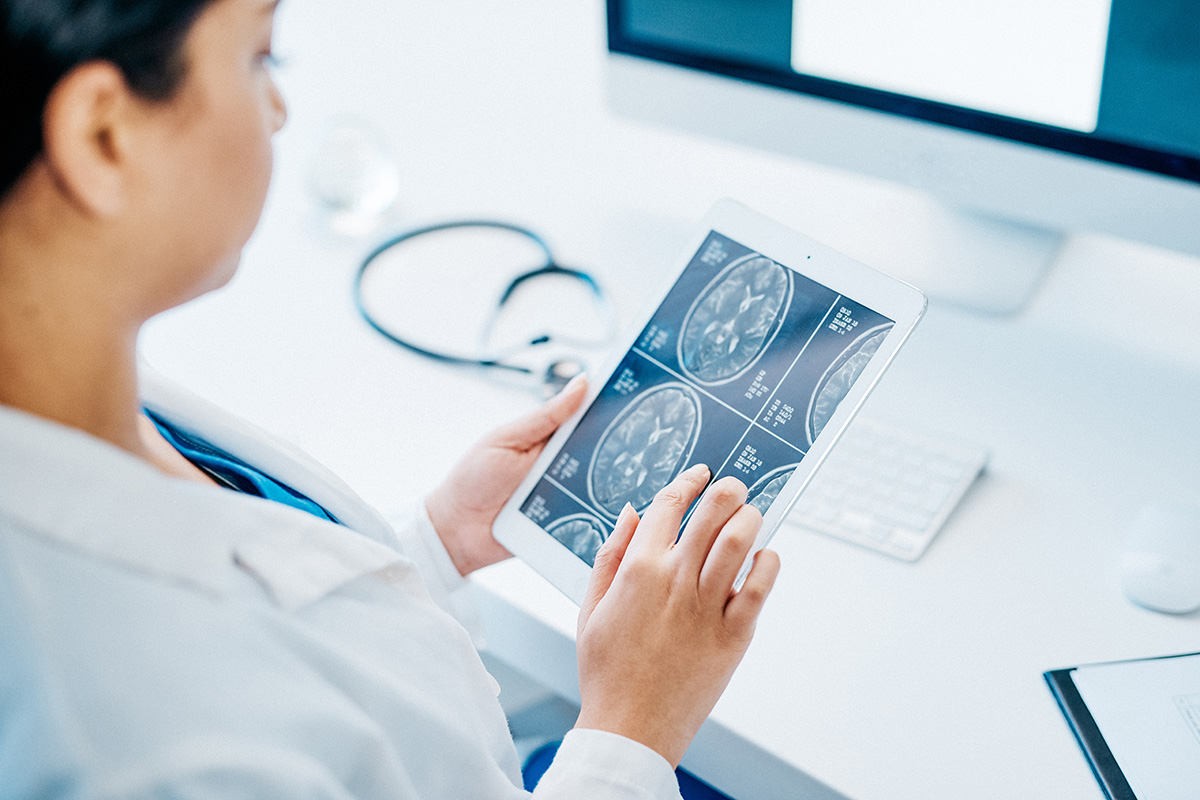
(0, 404, 402, 611)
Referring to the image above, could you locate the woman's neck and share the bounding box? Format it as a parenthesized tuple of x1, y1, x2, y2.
(0, 291, 145, 455)
(0, 194, 144, 456)
(0, 170, 217, 485)
(0, 292, 219, 486)
(0, 170, 142, 456)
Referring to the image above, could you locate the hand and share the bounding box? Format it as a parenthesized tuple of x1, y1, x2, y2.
(573, 465, 781, 767)
(425, 375, 588, 576)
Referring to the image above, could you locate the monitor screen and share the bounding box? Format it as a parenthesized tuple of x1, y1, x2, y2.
(608, 0, 1200, 185)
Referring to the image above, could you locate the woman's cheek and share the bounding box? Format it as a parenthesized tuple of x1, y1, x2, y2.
(221, 102, 275, 240)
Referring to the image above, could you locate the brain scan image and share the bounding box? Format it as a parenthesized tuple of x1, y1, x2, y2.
(547, 513, 607, 565)
(746, 464, 797, 516)
(807, 323, 892, 444)
(679, 255, 793, 385)
(588, 383, 702, 517)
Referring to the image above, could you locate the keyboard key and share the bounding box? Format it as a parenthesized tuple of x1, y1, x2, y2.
(786, 417, 988, 561)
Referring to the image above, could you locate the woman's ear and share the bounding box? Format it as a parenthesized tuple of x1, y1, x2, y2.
(41, 61, 138, 218)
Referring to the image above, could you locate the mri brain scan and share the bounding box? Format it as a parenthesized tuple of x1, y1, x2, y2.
(589, 383, 702, 517)
(746, 464, 797, 516)
(808, 323, 892, 444)
(679, 255, 793, 384)
(547, 513, 607, 565)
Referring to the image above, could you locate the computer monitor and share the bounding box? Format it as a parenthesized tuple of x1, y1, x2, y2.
(606, 0, 1200, 313)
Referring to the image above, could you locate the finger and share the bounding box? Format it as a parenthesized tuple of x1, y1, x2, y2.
(626, 463, 711, 556)
(490, 373, 588, 452)
(578, 503, 639, 634)
(672, 476, 747, 576)
(723, 548, 780, 637)
(697, 503, 763, 601)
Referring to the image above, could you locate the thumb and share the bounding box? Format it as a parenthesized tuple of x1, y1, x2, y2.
(491, 373, 587, 452)
(578, 503, 637, 634)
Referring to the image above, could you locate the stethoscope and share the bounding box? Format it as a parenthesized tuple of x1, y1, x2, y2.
(353, 220, 617, 394)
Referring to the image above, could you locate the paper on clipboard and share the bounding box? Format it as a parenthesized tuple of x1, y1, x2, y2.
(1071, 652, 1200, 800)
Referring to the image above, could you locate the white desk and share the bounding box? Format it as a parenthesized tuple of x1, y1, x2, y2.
(143, 0, 1200, 797)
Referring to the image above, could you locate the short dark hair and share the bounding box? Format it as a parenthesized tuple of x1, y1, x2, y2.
(0, 0, 216, 199)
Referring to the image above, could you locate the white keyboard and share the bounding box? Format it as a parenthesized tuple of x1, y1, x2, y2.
(785, 417, 989, 561)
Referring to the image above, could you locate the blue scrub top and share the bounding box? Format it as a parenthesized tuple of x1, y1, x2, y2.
(145, 410, 339, 524)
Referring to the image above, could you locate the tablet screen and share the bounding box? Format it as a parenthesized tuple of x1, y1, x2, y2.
(519, 230, 894, 565)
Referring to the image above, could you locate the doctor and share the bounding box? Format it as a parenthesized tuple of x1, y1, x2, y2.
(0, 0, 780, 797)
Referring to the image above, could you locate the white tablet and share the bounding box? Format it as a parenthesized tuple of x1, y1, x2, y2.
(495, 200, 927, 604)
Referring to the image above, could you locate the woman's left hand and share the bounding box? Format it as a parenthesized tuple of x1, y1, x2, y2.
(425, 375, 588, 576)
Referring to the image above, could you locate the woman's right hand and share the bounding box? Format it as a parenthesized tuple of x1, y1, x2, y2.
(573, 464, 781, 767)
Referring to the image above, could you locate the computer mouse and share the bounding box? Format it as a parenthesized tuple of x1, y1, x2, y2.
(1120, 503, 1200, 614)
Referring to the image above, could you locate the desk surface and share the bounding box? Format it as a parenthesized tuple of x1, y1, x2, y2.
(143, 1, 1200, 797)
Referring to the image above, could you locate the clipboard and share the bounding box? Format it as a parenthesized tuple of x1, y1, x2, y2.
(1045, 652, 1200, 800)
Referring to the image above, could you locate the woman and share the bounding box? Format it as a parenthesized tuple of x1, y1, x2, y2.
(0, 1, 781, 797)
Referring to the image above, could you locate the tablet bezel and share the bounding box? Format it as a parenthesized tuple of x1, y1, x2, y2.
(494, 199, 927, 604)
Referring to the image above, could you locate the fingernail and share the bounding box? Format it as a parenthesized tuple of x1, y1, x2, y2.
(683, 463, 710, 479)
(616, 502, 635, 526)
(554, 372, 587, 399)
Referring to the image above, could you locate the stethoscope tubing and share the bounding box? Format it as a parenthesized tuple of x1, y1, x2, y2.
(352, 220, 614, 378)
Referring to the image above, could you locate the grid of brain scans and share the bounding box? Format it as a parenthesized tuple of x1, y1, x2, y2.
(520, 230, 894, 565)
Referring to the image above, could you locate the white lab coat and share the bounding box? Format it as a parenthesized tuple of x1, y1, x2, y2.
(0, 369, 680, 799)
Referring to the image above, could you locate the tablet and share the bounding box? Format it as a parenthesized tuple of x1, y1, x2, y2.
(494, 200, 927, 604)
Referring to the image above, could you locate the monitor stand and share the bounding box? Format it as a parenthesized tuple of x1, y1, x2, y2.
(827, 193, 1065, 316)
